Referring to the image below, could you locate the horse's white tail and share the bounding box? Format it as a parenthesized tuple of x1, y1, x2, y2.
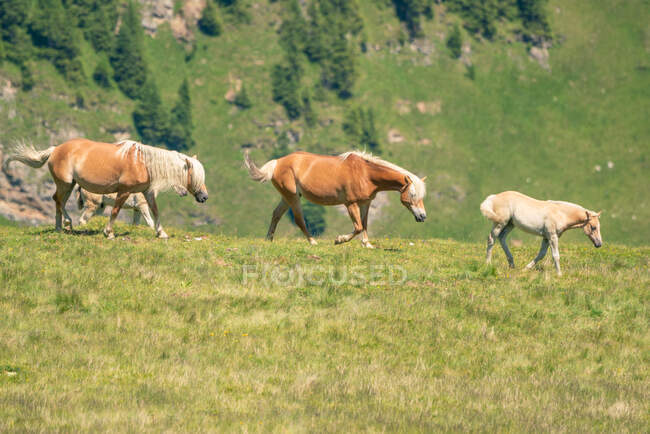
(244, 150, 276, 183)
(2, 142, 55, 173)
(480, 195, 499, 220)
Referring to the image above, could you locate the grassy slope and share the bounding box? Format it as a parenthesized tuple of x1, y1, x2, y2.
(0, 0, 648, 245)
(1, 221, 648, 430)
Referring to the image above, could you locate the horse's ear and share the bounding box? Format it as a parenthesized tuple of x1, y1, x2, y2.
(421, 176, 427, 182)
(191, 154, 197, 159)
(595, 211, 602, 217)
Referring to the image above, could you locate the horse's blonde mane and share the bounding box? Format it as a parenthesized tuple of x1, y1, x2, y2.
(339, 150, 426, 200)
(116, 140, 205, 194)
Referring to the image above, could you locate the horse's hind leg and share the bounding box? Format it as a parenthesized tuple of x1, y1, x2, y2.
(526, 238, 549, 270)
(103, 191, 130, 239)
(486, 222, 506, 264)
(266, 199, 289, 241)
(79, 201, 99, 225)
(335, 202, 363, 246)
(359, 201, 373, 248)
(52, 180, 75, 232)
(498, 221, 515, 268)
(284, 194, 316, 245)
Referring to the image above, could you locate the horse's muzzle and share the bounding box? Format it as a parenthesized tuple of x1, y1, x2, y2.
(413, 211, 427, 222)
(195, 192, 208, 203)
(594, 241, 602, 248)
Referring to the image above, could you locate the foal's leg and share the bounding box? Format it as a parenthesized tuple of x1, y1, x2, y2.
(144, 191, 168, 239)
(498, 222, 515, 268)
(137, 203, 155, 229)
(103, 192, 130, 239)
(486, 222, 507, 264)
(359, 201, 374, 248)
(335, 203, 363, 246)
(549, 233, 562, 276)
(526, 238, 549, 270)
(266, 199, 289, 241)
(284, 195, 316, 245)
(79, 201, 99, 225)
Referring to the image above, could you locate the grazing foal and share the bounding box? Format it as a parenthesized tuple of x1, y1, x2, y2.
(480, 191, 602, 275)
(244, 150, 426, 247)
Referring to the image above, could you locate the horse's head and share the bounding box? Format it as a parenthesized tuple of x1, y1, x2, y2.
(184, 155, 208, 203)
(400, 175, 427, 222)
(582, 210, 602, 248)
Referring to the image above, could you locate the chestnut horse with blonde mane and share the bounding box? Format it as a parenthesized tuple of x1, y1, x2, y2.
(480, 191, 602, 275)
(244, 150, 426, 248)
(3, 138, 208, 239)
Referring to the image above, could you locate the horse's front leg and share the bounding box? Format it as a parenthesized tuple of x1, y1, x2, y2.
(359, 201, 374, 248)
(103, 192, 130, 239)
(335, 203, 363, 246)
(498, 222, 515, 268)
(526, 238, 549, 270)
(144, 191, 168, 239)
(549, 233, 562, 275)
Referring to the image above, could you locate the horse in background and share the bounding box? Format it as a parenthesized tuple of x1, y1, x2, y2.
(3, 139, 208, 239)
(480, 191, 602, 275)
(244, 150, 426, 248)
(75, 186, 155, 229)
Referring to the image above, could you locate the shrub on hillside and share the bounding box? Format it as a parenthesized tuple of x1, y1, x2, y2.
(93, 57, 112, 88)
(446, 24, 463, 59)
(234, 84, 252, 109)
(198, 0, 222, 36)
(343, 106, 381, 153)
(391, 0, 434, 38)
(271, 62, 302, 120)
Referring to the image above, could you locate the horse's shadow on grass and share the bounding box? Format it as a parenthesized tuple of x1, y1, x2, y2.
(35, 228, 131, 237)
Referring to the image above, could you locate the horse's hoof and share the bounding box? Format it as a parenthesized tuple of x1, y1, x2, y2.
(104, 232, 115, 240)
(334, 236, 344, 245)
(363, 242, 375, 249)
(309, 238, 317, 246)
(157, 231, 169, 239)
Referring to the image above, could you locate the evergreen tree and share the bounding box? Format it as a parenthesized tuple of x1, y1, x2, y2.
(343, 107, 381, 153)
(234, 84, 252, 109)
(30, 0, 85, 82)
(64, 0, 118, 52)
(320, 34, 357, 98)
(0, 0, 29, 40)
(216, 0, 251, 24)
(304, 1, 325, 62)
(167, 78, 194, 151)
(198, 0, 222, 36)
(446, 24, 462, 59)
(92, 56, 112, 88)
(271, 62, 302, 120)
(517, 0, 550, 41)
(289, 201, 327, 236)
(20, 63, 34, 91)
(301, 90, 317, 128)
(392, 0, 434, 38)
(111, 1, 147, 99)
(4, 26, 32, 66)
(132, 79, 169, 146)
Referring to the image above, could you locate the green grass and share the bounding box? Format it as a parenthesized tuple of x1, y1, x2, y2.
(1, 220, 648, 431)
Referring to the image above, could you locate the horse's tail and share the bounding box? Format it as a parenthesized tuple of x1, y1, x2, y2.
(75, 185, 84, 210)
(244, 150, 276, 183)
(2, 142, 55, 173)
(480, 194, 499, 220)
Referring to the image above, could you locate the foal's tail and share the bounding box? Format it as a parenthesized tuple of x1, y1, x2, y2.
(480, 195, 499, 220)
(2, 142, 55, 173)
(243, 150, 277, 183)
(75, 185, 85, 210)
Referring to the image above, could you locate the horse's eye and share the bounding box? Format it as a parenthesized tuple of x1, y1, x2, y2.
(591, 226, 596, 231)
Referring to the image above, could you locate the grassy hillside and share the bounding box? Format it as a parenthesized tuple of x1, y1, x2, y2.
(1, 220, 648, 430)
(0, 0, 648, 245)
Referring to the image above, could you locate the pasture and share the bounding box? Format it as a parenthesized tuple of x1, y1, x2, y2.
(1, 220, 648, 431)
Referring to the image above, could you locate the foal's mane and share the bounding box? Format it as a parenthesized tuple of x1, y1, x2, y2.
(116, 140, 205, 193)
(339, 150, 426, 200)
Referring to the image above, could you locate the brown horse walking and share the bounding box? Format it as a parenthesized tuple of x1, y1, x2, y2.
(3, 139, 208, 238)
(244, 150, 426, 248)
